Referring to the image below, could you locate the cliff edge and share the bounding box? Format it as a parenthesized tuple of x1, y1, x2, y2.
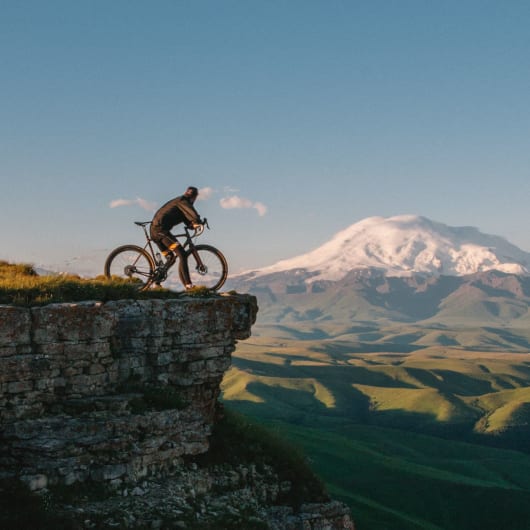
(0, 294, 353, 529)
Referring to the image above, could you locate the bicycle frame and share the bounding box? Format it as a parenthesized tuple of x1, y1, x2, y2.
(135, 222, 202, 268)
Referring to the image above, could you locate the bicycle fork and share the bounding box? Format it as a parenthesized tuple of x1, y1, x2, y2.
(189, 247, 207, 274)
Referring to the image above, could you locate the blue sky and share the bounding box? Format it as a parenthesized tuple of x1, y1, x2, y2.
(2, 1, 530, 275)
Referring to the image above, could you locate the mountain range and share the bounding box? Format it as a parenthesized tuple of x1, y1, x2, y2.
(227, 215, 530, 332)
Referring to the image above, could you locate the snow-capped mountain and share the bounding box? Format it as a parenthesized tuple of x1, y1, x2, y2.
(242, 215, 530, 282)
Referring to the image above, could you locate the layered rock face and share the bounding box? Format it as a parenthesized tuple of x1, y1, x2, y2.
(0, 294, 354, 529)
(0, 295, 257, 489)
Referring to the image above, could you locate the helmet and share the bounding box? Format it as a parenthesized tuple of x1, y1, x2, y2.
(184, 186, 198, 199)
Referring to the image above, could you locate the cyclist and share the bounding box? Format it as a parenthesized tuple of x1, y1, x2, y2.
(150, 186, 202, 289)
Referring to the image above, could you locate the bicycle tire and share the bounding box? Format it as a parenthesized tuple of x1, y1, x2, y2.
(181, 244, 228, 291)
(104, 245, 156, 291)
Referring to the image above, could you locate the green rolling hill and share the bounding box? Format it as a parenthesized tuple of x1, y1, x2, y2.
(222, 333, 530, 529)
(224, 340, 530, 440)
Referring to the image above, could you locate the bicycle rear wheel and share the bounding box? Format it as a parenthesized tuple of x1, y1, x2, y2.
(181, 244, 228, 291)
(104, 245, 156, 291)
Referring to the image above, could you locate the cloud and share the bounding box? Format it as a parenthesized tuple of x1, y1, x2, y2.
(109, 197, 157, 211)
(198, 187, 214, 200)
(219, 195, 268, 216)
(253, 202, 268, 216)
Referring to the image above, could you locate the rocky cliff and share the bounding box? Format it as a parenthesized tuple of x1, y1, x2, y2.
(0, 294, 353, 529)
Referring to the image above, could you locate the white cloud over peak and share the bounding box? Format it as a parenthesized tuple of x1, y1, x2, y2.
(109, 197, 157, 211)
(219, 195, 268, 216)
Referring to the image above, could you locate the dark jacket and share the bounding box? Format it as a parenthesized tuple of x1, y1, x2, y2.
(151, 195, 201, 231)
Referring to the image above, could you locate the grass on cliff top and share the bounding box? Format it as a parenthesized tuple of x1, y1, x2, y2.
(0, 261, 213, 306)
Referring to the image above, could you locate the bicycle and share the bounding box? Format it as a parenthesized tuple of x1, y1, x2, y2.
(104, 218, 228, 291)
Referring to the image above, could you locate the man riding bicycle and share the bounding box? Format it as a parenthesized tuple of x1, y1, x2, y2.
(150, 186, 202, 289)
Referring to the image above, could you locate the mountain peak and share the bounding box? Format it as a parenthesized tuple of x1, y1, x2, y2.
(245, 215, 530, 281)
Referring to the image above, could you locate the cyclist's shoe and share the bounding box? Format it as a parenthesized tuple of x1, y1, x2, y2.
(185, 283, 194, 290)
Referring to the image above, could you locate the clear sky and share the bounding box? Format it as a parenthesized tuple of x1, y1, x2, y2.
(2, 0, 530, 275)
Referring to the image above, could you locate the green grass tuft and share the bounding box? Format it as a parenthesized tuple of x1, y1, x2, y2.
(185, 285, 218, 297)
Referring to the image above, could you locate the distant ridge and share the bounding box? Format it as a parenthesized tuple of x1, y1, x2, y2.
(240, 215, 530, 282)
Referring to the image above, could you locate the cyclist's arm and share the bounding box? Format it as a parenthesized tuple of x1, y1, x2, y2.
(176, 198, 202, 227)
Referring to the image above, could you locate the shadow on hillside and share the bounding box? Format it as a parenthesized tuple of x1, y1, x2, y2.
(483, 327, 530, 349)
(403, 367, 495, 396)
(233, 357, 417, 389)
(270, 325, 332, 340)
(227, 391, 530, 455)
(231, 357, 419, 423)
(362, 275, 462, 320)
(310, 342, 424, 356)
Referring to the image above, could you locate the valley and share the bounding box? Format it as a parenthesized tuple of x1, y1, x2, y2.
(224, 327, 530, 446)
(222, 326, 530, 529)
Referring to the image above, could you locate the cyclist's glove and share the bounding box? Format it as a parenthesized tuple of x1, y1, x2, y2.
(192, 221, 205, 235)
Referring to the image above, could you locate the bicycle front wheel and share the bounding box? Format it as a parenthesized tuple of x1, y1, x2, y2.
(181, 244, 228, 291)
(104, 245, 156, 291)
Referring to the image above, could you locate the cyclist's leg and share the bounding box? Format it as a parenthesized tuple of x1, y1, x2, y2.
(169, 243, 192, 287)
(150, 225, 191, 289)
(150, 225, 167, 255)
(151, 225, 177, 266)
